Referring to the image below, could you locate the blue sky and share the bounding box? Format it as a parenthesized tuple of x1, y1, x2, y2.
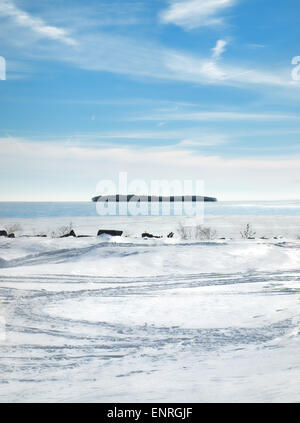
(1, 0, 300, 201)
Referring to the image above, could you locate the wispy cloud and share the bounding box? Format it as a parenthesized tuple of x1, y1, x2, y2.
(160, 0, 238, 29)
(130, 111, 300, 122)
(2, 136, 300, 170)
(18, 129, 228, 147)
(0, 1, 295, 90)
(177, 135, 227, 146)
(163, 49, 292, 87)
(0, 0, 76, 45)
(212, 39, 227, 60)
(247, 43, 266, 49)
(1, 136, 300, 201)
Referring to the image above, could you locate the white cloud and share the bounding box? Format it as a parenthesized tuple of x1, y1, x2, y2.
(177, 135, 227, 146)
(212, 39, 227, 60)
(130, 111, 300, 122)
(2, 137, 299, 170)
(163, 49, 292, 87)
(0, 2, 295, 90)
(12, 129, 228, 146)
(160, 0, 238, 29)
(247, 43, 266, 49)
(0, 0, 76, 45)
(1, 137, 300, 201)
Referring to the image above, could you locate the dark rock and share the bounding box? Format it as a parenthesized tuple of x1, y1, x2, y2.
(97, 230, 123, 237)
(0, 230, 8, 237)
(167, 232, 174, 238)
(21, 234, 47, 238)
(142, 232, 162, 239)
(7, 233, 15, 238)
(77, 235, 91, 238)
(60, 230, 76, 238)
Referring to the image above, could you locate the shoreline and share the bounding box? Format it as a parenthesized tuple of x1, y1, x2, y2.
(1, 214, 300, 239)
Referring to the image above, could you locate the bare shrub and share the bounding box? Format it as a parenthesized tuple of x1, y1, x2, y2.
(177, 222, 192, 240)
(4, 223, 22, 234)
(195, 224, 217, 240)
(240, 223, 256, 239)
(177, 222, 217, 240)
(51, 222, 73, 238)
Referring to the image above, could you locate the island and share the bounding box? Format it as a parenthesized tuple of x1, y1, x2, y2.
(92, 194, 217, 202)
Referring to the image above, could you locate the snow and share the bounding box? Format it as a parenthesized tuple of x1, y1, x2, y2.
(1, 214, 300, 402)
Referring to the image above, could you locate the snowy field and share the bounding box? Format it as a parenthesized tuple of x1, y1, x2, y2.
(1, 212, 300, 402)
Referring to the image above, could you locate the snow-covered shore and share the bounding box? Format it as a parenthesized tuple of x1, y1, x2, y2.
(1, 214, 300, 239)
(1, 215, 300, 402)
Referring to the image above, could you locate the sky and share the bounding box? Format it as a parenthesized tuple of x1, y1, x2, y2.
(1, 0, 300, 201)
